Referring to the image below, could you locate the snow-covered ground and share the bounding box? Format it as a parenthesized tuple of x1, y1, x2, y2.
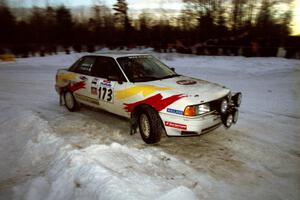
(0, 52, 299, 200)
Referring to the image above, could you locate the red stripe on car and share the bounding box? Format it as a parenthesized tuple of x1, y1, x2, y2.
(124, 93, 186, 112)
(68, 81, 86, 92)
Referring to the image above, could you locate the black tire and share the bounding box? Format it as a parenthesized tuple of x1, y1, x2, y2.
(63, 91, 79, 112)
(138, 106, 163, 144)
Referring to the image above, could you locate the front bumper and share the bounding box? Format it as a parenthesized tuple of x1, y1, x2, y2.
(160, 92, 242, 136)
(159, 111, 222, 136)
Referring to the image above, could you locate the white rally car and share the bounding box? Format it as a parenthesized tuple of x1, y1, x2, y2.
(55, 54, 242, 144)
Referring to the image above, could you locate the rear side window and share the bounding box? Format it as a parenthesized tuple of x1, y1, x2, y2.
(71, 57, 96, 75)
(91, 57, 126, 81)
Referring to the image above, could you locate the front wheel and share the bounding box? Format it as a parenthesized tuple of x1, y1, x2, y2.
(138, 107, 163, 144)
(64, 91, 79, 112)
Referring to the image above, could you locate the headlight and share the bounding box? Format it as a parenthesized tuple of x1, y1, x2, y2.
(198, 103, 210, 114)
(220, 99, 228, 113)
(184, 104, 210, 116)
(233, 92, 242, 107)
(233, 108, 239, 124)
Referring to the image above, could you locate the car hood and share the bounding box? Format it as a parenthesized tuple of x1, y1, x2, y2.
(150, 75, 230, 103)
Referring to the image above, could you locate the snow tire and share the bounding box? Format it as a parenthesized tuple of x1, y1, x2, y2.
(64, 91, 79, 112)
(138, 106, 163, 144)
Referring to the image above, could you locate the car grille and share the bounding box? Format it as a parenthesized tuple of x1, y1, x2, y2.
(208, 95, 228, 112)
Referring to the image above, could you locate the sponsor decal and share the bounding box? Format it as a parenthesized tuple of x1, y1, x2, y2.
(167, 108, 183, 115)
(165, 121, 187, 130)
(100, 80, 112, 87)
(116, 85, 172, 100)
(91, 87, 97, 95)
(68, 81, 86, 92)
(176, 80, 197, 85)
(124, 93, 186, 112)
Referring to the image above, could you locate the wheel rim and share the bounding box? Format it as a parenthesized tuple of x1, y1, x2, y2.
(140, 114, 151, 138)
(65, 92, 74, 109)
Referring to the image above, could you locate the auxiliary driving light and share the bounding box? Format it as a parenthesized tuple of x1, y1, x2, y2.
(220, 99, 228, 113)
(233, 108, 239, 124)
(233, 92, 242, 107)
(222, 112, 233, 128)
(225, 113, 233, 128)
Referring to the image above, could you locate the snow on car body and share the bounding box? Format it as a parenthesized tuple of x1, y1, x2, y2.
(55, 54, 242, 143)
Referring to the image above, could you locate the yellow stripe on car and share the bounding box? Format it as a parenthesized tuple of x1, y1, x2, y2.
(116, 85, 172, 100)
(58, 72, 78, 82)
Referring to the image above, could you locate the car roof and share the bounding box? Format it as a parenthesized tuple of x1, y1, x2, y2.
(87, 53, 151, 59)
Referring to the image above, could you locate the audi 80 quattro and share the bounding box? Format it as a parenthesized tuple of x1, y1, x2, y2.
(55, 54, 242, 144)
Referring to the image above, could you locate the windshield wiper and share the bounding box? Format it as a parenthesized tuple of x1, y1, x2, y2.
(131, 76, 160, 82)
(131, 74, 180, 82)
(159, 74, 180, 80)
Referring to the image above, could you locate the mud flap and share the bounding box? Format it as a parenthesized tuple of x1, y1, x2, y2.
(59, 92, 64, 106)
(130, 112, 138, 135)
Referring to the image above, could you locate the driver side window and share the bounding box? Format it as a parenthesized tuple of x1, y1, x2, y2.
(91, 57, 126, 81)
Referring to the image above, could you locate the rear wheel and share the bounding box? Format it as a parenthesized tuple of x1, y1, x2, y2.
(64, 91, 79, 111)
(138, 107, 162, 144)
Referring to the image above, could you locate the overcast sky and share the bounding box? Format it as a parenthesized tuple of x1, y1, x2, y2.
(8, 0, 300, 35)
(10, 0, 182, 9)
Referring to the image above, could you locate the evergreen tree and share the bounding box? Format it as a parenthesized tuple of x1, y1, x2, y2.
(231, 0, 246, 31)
(45, 6, 57, 44)
(55, 6, 73, 46)
(0, 0, 16, 46)
(113, 0, 132, 45)
(113, 0, 131, 30)
(29, 7, 46, 44)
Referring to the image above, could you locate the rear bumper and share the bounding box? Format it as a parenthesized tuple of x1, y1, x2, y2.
(159, 111, 222, 136)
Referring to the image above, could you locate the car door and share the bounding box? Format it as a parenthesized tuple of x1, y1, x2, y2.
(90, 56, 130, 117)
(71, 56, 99, 106)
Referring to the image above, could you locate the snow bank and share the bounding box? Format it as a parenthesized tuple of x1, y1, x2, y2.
(95, 47, 155, 54)
(0, 108, 199, 200)
(16, 142, 199, 200)
(1, 52, 299, 200)
(161, 54, 300, 75)
(12, 53, 84, 68)
(0, 107, 61, 180)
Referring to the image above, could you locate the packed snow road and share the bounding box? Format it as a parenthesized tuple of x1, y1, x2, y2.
(0, 52, 299, 200)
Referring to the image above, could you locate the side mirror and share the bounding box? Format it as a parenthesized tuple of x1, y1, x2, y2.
(108, 75, 123, 84)
(170, 67, 175, 72)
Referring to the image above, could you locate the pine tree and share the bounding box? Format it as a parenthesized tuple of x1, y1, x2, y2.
(55, 6, 73, 45)
(113, 0, 131, 30)
(0, 0, 16, 45)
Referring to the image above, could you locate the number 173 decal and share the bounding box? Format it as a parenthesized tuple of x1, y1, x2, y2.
(99, 87, 113, 103)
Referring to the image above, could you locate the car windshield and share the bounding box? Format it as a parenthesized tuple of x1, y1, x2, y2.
(116, 55, 179, 82)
